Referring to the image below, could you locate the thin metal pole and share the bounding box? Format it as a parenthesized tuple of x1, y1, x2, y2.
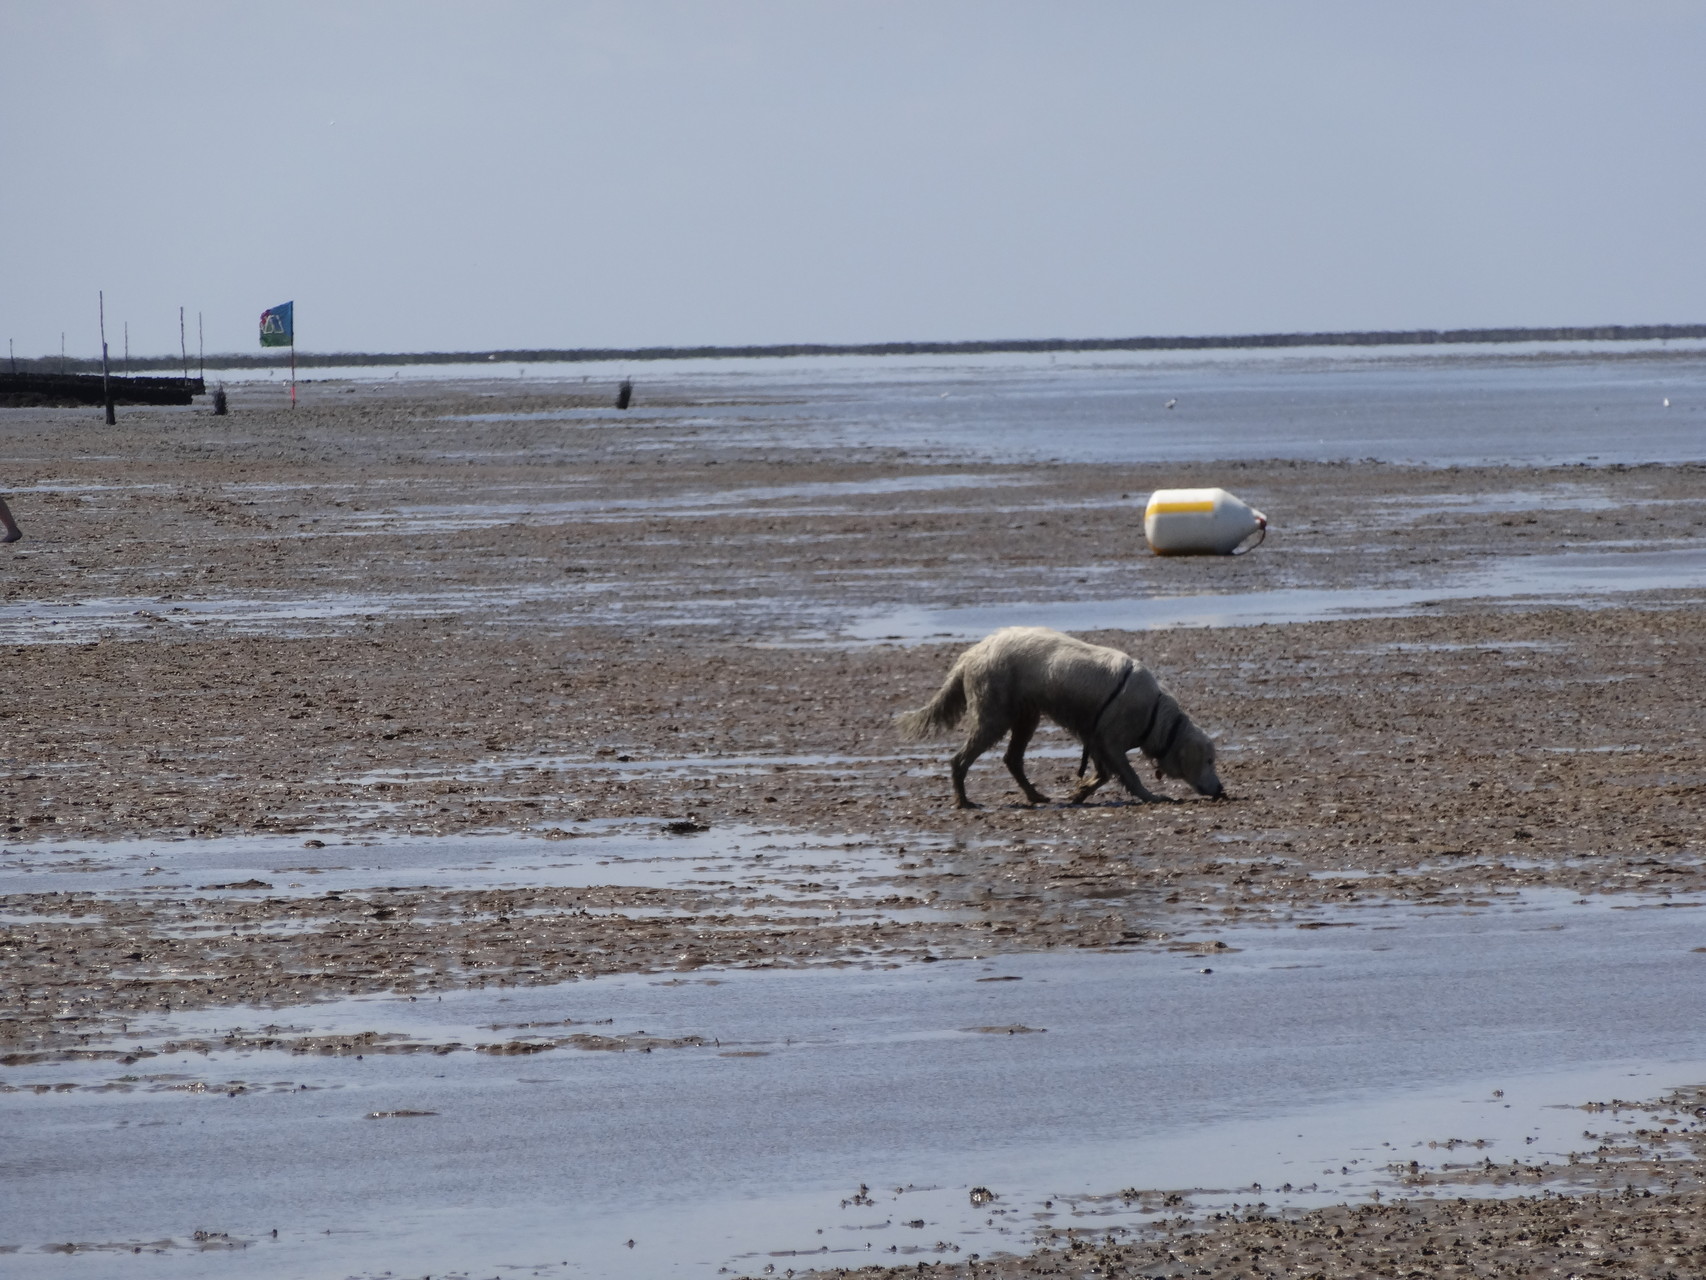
(290, 337, 297, 407)
(124, 322, 130, 375)
(99, 291, 115, 425)
(8, 339, 14, 374)
(61, 332, 66, 373)
(198, 312, 204, 380)
(179, 307, 188, 385)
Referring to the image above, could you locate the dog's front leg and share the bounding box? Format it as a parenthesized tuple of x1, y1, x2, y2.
(1107, 750, 1168, 804)
(1066, 766, 1109, 805)
(1068, 739, 1138, 804)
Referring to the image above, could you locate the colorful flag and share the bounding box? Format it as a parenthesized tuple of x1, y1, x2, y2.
(260, 302, 294, 347)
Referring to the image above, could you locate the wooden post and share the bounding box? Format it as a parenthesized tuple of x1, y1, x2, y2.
(99, 291, 115, 425)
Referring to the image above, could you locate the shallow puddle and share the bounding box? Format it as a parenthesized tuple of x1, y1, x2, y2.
(5, 893, 1705, 1277)
(346, 750, 918, 786)
(844, 545, 1706, 641)
(7, 536, 1706, 649)
(285, 473, 1038, 539)
(0, 586, 569, 646)
(0, 582, 795, 645)
(0, 822, 929, 904)
(1386, 488, 1619, 514)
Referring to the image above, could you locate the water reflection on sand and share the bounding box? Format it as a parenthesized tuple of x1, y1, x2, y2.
(5, 894, 1705, 1278)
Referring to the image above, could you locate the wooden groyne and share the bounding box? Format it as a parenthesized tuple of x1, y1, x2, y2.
(0, 373, 206, 407)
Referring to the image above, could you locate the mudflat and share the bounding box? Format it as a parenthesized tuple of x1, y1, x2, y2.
(3, 374, 1705, 1274)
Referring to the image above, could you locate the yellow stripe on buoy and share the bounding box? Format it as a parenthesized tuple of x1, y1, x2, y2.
(1145, 500, 1216, 515)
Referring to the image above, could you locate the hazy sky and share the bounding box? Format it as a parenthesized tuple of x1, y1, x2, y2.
(4, 2, 1704, 357)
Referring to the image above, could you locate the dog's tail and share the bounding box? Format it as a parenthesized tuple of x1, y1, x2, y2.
(895, 666, 968, 741)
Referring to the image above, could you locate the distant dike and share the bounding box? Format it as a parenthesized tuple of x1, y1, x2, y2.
(20, 322, 1706, 375)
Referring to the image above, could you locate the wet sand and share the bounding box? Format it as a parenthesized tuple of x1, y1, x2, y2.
(3, 374, 1705, 1272)
(807, 1086, 1706, 1280)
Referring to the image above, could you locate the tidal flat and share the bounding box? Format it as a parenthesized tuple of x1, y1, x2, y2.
(3, 354, 1705, 1277)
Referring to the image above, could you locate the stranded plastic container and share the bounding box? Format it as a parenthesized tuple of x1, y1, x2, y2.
(1144, 487, 1268, 555)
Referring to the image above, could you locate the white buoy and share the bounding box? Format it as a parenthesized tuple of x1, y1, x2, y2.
(1144, 487, 1268, 555)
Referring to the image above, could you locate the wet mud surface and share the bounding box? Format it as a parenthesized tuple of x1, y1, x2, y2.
(4, 373, 1706, 1274)
(803, 1085, 1706, 1280)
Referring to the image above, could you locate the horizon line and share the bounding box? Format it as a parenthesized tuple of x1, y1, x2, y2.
(10, 321, 1706, 373)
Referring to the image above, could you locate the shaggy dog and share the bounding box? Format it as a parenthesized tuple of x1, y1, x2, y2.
(896, 626, 1223, 808)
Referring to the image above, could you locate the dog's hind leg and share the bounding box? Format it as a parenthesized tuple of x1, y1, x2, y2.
(1001, 709, 1050, 805)
(949, 719, 1008, 809)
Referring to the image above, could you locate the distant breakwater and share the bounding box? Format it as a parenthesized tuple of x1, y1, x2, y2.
(18, 322, 1706, 375)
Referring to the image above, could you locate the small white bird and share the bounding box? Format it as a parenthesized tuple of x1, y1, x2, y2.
(1663, 398, 1671, 407)
(1165, 398, 1177, 410)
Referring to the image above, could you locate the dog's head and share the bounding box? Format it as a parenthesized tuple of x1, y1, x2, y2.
(1158, 722, 1223, 799)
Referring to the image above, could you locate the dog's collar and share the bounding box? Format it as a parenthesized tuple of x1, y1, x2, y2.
(1132, 689, 1163, 751)
(1149, 711, 1185, 765)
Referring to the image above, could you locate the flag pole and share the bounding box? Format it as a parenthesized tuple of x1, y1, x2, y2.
(290, 330, 297, 408)
(99, 291, 115, 425)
